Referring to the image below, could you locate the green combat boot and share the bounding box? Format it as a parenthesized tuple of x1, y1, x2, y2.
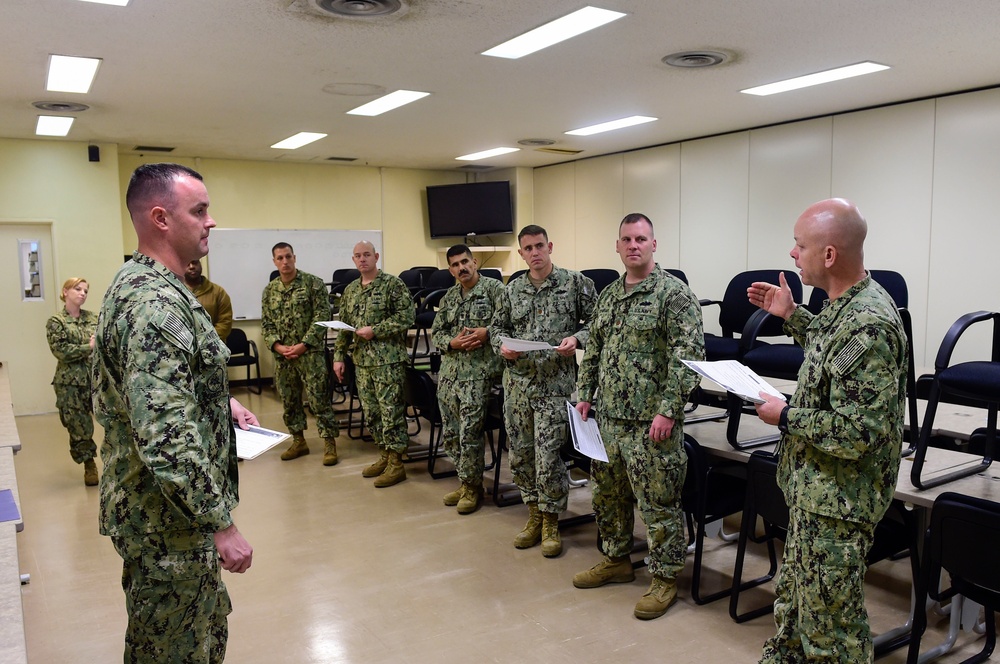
(83, 459, 98, 486)
(362, 449, 389, 478)
(280, 434, 309, 461)
(634, 576, 677, 620)
(322, 438, 338, 466)
(456, 483, 484, 515)
(513, 502, 542, 549)
(540, 512, 562, 557)
(573, 556, 635, 589)
(373, 450, 406, 488)
(443, 485, 463, 506)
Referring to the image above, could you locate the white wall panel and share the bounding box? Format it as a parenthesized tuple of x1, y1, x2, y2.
(574, 155, 625, 270)
(532, 162, 577, 270)
(624, 144, 682, 272)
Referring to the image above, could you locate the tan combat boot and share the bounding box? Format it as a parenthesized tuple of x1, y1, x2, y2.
(633, 576, 677, 620)
(443, 484, 463, 507)
(540, 512, 562, 557)
(573, 556, 635, 589)
(83, 459, 98, 486)
(373, 450, 406, 488)
(280, 434, 309, 461)
(322, 438, 339, 466)
(513, 502, 542, 548)
(456, 482, 484, 515)
(362, 449, 389, 477)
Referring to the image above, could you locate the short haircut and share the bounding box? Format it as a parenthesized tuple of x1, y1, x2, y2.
(446, 244, 473, 260)
(60, 277, 88, 302)
(272, 242, 293, 256)
(619, 213, 654, 235)
(125, 163, 202, 219)
(517, 224, 548, 242)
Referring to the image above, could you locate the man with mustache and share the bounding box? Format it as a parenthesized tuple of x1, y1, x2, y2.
(432, 244, 504, 514)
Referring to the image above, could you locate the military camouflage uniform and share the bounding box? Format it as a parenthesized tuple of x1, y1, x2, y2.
(577, 267, 704, 580)
(432, 276, 504, 485)
(45, 307, 99, 463)
(93, 252, 239, 663)
(261, 270, 339, 440)
(489, 266, 595, 513)
(187, 276, 233, 341)
(333, 270, 415, 453)
(760, 275, 906, 664)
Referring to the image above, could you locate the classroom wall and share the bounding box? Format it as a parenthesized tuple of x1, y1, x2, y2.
(531, 88, 1000, 368)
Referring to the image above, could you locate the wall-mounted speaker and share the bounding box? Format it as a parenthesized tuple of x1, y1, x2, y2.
(88, 145, 100, 162)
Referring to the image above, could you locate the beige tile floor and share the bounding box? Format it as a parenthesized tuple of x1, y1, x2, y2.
(12, 386, 992, 663)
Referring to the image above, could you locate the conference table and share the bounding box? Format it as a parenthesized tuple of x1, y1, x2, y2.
(0, 362, 27, 664)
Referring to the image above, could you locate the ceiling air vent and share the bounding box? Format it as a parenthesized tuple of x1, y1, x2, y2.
(32, 101, 89, 113)
(535, 147, 583, 156)
(326, 156, 358, 162)
(457, 165, 495, 172)
(661, 51, 730, 68)
(303, 0, 407, 19)
(133, 145, 175, 152)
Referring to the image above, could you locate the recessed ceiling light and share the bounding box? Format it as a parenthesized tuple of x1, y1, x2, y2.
(565, 115, 657, 136)
(346, 90, 430, 116)
(456, 147, 520, 161)
(36, 116, 75, 137)
(482, 6, 626, 60)
(77, 0, 130, 5)
(46, 55, 102, 94)
(271, 132, 327, 149)
(741, 61, 890, 96)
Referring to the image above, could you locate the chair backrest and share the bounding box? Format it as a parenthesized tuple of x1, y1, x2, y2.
(479, 268, 502, 281)
(926, 492, 1000, 601)
(580, 268, 620, 295)
(225, 327, 249, 355)
(403, 367, 440, 423)
(508, 269, 527, 283)
(806, 270, 908, 314)
(331, 268, 360, 287)
(424, 269, 455, 290)
(746, 451, 789, 529)
(398, 269, 426, 291)
(269, 269, 280, 282)
(664, 268, 688, 285)
(718, 270, 802, 338)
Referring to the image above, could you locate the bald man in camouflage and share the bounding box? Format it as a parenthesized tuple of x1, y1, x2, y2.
(748, 198, 907, 663)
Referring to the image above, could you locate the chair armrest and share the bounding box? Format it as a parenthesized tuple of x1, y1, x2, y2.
(933, 310, 998, 372)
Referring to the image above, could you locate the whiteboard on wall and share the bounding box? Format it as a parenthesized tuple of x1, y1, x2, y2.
(206, 229, 382, 320)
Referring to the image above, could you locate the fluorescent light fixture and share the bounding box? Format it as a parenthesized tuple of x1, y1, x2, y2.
(565, 115, 657, 136)
(270, 132, 327, 150)
(456, 147, 520, 161)
(346, 90, 430, 116)
(741, 61, 890, 96)
(36, 116, 75, 137)
(46, 55, 102, 93)
(77, 0, 131, 5)
(483, 6, 626, 59)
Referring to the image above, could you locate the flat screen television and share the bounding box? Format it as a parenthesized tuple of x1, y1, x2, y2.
(426, 181, 514, 239)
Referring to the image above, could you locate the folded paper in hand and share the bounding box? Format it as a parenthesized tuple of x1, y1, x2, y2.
(498, 335, 556, 352)
(316, 320, 356, 332)
(566, 401, 608, 462)
(681, 359, 787, 404)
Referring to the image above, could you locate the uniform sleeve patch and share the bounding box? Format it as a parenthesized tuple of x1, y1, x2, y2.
(832, 336, 868, 374)
(667, 292, 687, 314)
(153, 310, 194, 353)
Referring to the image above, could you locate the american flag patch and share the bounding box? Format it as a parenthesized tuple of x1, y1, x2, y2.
(833, 337, 867, 372)
(667, 292, 686, 314)
(160, 312, 194, 352)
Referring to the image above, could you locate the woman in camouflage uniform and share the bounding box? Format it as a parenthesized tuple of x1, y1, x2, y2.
(45, 277, 99, 486)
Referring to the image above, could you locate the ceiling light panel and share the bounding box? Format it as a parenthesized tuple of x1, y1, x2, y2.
(456, 147, 520, 161)
(36, 116, 75, 137)
(482, 6, 626, 60)
(565, 115, 657, 136)
(271, 132, 327, 149)
(741, 61, 890, 96)
(46, 55, 102, 93)
(346, 90, 430, 116)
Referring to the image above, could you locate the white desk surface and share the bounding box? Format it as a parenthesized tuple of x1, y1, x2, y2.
(0, 363, 21, 452)
(0, 447, 22, 532)
(0, 523, 26, 664)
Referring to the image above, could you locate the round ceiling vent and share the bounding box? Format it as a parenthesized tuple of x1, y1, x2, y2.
(32, 101, 89, 113)
(314, 0, 404, 17)
(661, 51, 730, 68)
(517, 138, 556, 147)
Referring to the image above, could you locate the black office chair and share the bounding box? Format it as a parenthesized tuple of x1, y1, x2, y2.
(339, 355, 370, 441)
(507, 269, 527, 283)
(479, 268, 502, 281)
(225, 328, 261, 394)
(664, 268, 688, 285)
(269, 269, 280, 282)
(580, 268, 620, 295)
(399, 268, 428, 298)
(681, 434, 748, 604)
(410, 288, 449, 366)
(402, 367, 453, 478)
(911, 311, 1000, 489)
(907, 492, 1000, 664)
(328, 268, 360, 314)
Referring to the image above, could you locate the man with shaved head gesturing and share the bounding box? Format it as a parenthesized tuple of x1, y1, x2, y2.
(747, 199, 907, 663)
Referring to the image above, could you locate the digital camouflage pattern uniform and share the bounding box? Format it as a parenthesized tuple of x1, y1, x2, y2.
(761, 275, 906, 664)
(93, 252, 239, 664)
(577, 267, 704, 580)
(489, 266, 595, 513)
(333, 270, 415, 453)
(431, 275, 504, 485)
(187, 276, 233, 341)
(261, 269, 339, 440)
(45, 307, 99, 464)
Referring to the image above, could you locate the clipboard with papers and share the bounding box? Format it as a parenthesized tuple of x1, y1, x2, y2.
(234, 425, 290, 460)
(566, 401, 609, 462)
(681, 359, 787, 405)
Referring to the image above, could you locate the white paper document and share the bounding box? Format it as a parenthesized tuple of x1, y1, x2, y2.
(681, 359, 788, 405)
(498, 335, 556, 352)
(566, 401, 609, 462)
(316, 320, 356, 332)
(234, 425, 291, 460)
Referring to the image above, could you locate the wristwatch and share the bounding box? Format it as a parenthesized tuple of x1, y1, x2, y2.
(778, 405, 791, 434)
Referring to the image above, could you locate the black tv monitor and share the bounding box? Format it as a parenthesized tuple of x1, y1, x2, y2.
(426, 181, 514, 239)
